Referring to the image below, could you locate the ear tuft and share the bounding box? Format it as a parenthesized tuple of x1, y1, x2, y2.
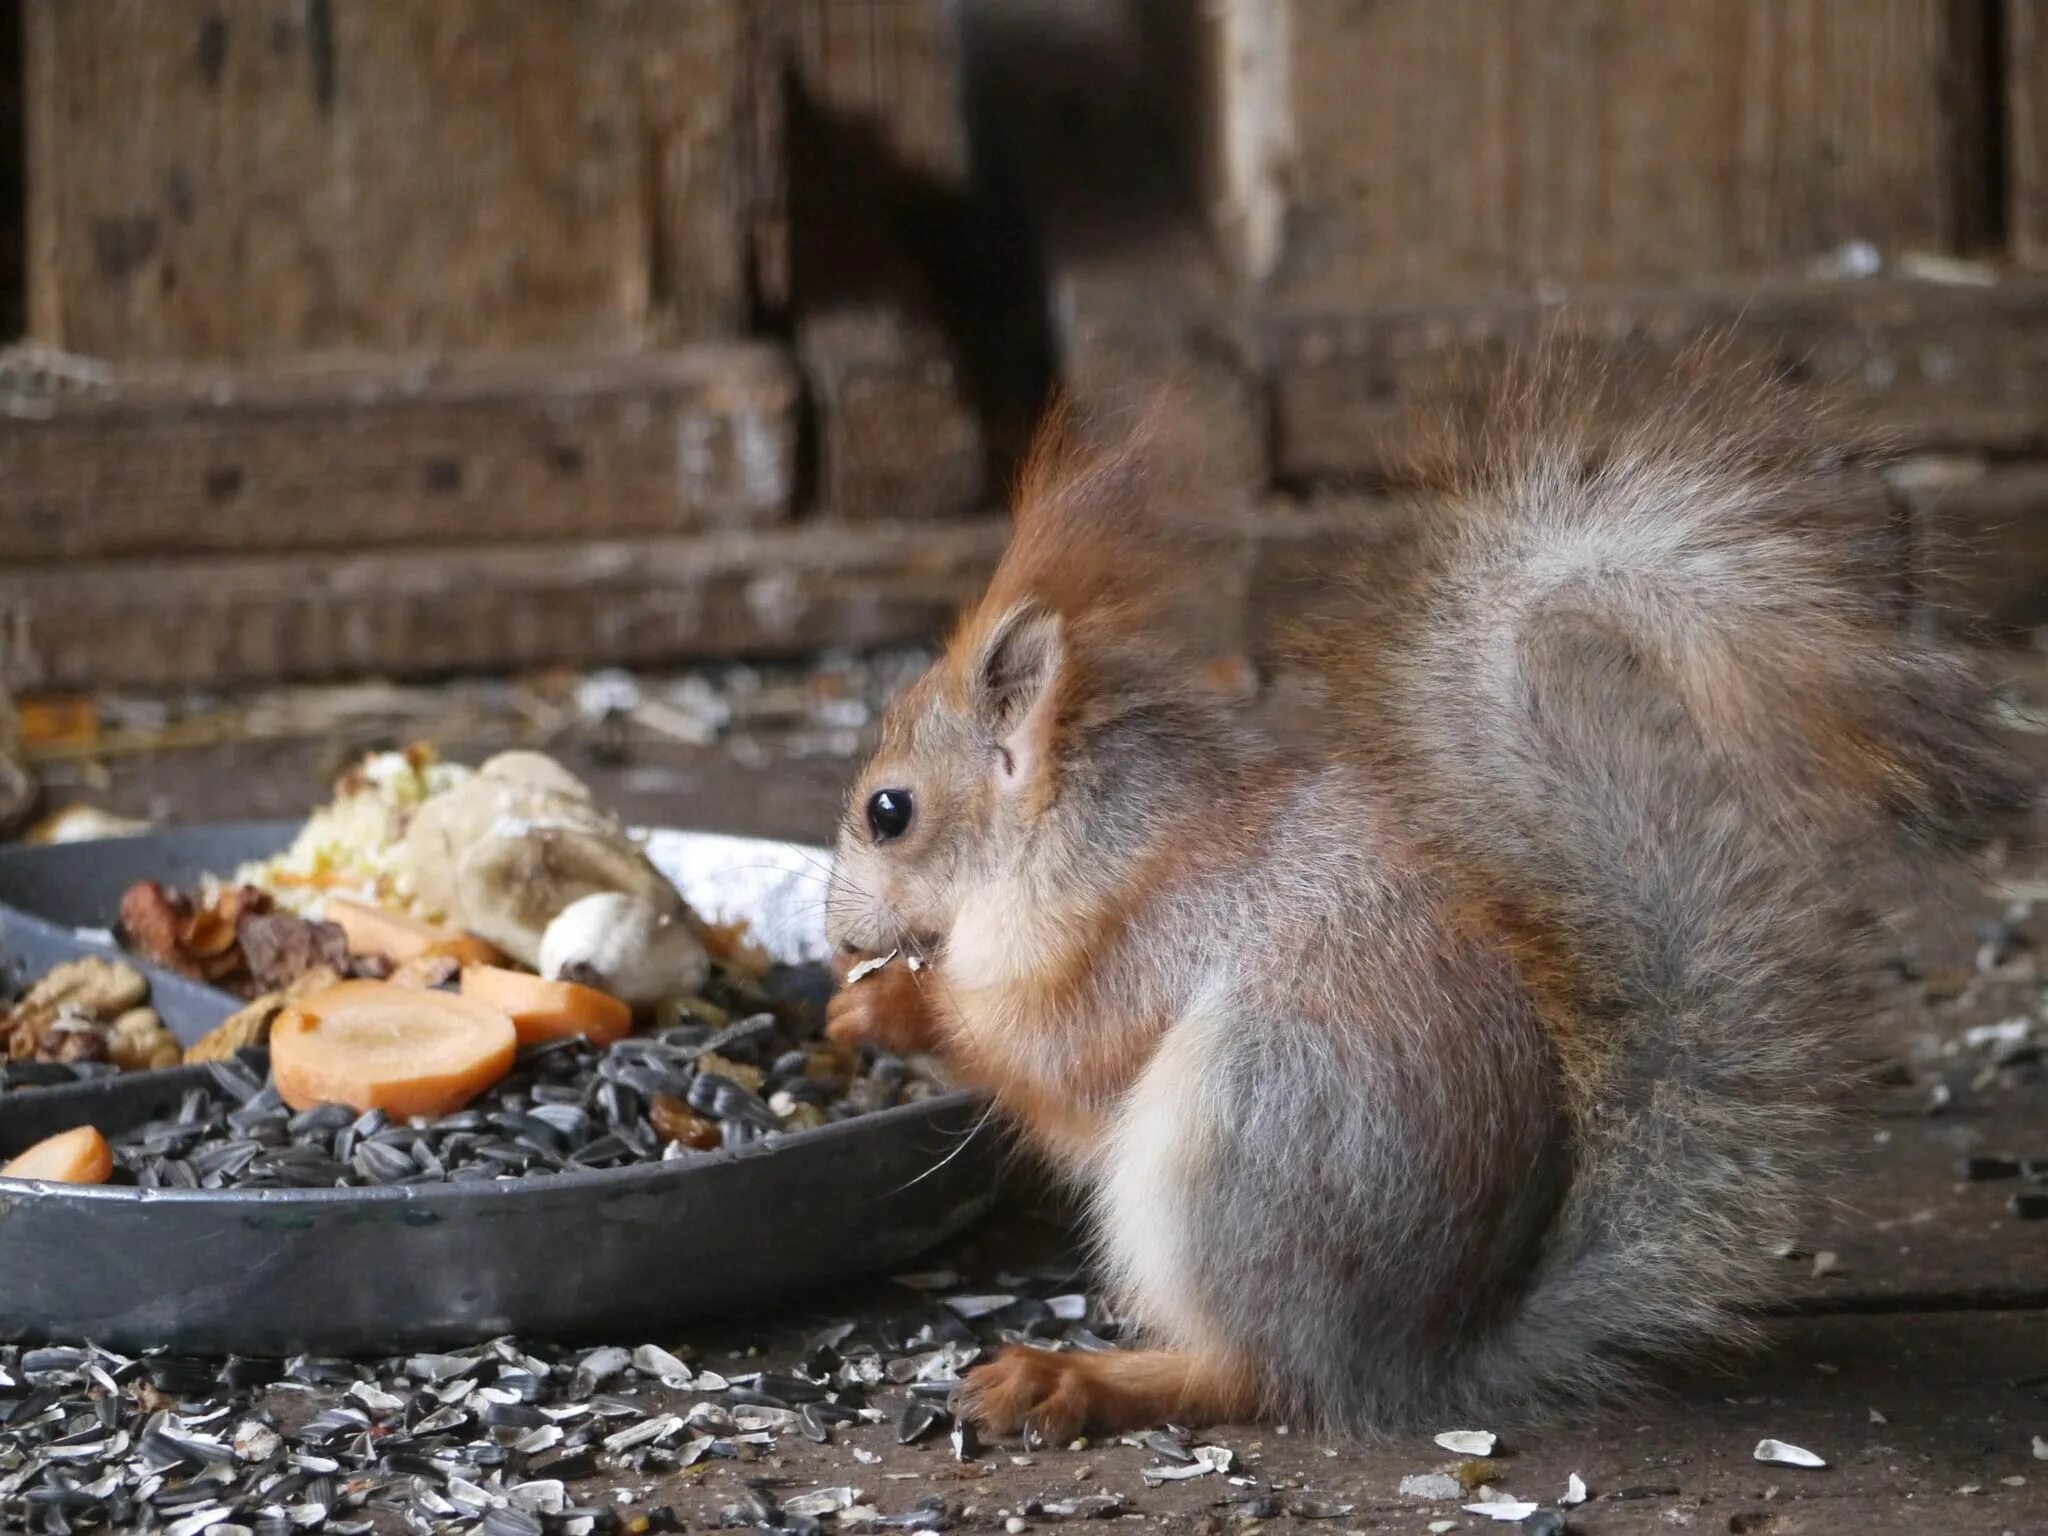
(979, 602, 1063, 729)
(977, 602, 1064, 788)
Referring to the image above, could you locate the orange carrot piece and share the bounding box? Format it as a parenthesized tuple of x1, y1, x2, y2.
(1, 1125, 114, 1184)
(270, 979, 517, 1118)
(459, 965, 633, 1046)
(325, 898, 501, 967)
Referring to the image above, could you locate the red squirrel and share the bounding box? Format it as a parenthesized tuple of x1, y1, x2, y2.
(823, 351, 2029, 1439)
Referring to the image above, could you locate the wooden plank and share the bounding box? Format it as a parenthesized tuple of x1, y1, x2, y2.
(23, 0, 753, 360)
(1890, 455, 2048, 635)
(780, 0, 969, 188)
(2013, 0, 2048, 265)
(0, 4, 22, 338)
(962, 0, 1266, 495)
(0, 346, 798, 564)
(778, 23, 985, 525)
(1267, 278, 2048, 486)
(749, 0, 971, 314)
(0, 520, 1008, 692)
(798, 310, 984, 522)
(1217, 0, 1989, 306)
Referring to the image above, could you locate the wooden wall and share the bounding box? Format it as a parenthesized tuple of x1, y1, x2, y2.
(0, 0, 995, 690)
(3, 0, 2048, 692)
(1154, 0, 2048, 641)
(1203, 0, 1997, 301)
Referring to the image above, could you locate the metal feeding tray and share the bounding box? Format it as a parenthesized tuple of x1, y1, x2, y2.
(0, 825, 998, 1356)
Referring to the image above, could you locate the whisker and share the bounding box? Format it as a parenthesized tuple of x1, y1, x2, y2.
(885, 1096, 1002, 1195)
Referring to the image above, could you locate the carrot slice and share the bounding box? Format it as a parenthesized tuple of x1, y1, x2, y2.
(325, 898, 502, 967)
(270, 979, 517, 1118)
(1, 1125, 114, 1184)
(460, 965, 633, 1045)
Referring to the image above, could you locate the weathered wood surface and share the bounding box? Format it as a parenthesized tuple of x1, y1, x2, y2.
(963, 0, 1265, 499)
(24, 0, 756, 359)
(0, 519, 1008, 692)
(799, 310, 986, 523)
(0, 346, 798, 564)
(771, 0, 969, 189)
(1218, 0, 1991, 305)
(750, 0, 971, 312)
(1267, 278, 2048, 486)
(1891, 457, 2048, 636)
(0, 7, 23, 340)
(2014, 0, 2048, 267)
(782, 58, 986, 525)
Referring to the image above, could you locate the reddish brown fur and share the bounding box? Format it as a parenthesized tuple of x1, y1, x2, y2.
(958, 1346, 1263, 1446)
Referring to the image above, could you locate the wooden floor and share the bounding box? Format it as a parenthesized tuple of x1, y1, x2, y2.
(24, 667, 2048, 1536)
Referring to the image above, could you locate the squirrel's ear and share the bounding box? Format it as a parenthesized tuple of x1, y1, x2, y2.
(975, 601, 1064, 792)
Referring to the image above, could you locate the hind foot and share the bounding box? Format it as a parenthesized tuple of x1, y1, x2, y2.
(958, 1346, 1257, 1443)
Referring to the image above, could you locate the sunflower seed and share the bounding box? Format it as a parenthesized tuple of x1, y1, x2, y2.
(896, 1399, 945, 1445)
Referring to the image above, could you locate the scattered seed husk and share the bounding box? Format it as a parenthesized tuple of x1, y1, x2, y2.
(1434, 1429, 1497, 1457)
(1462, 1499, 1538, 1521)
(1283, 1495, 1355, 1519)
(1754, 1439, 1827, 1468)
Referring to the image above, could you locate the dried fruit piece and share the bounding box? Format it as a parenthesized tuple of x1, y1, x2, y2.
(700, 918, 773, 979)
(185, 993, 289, 1064)
(697, 1051, 763, 1093)
(1, 1125, 113, 1184)
(118, 880, 188, 970)
(237, 909, 351, 994)
(649, 1094, 720, 1150)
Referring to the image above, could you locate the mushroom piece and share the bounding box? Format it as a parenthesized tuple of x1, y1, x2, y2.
(399, 751, 707, 986)
(538, 892, 710, 1010)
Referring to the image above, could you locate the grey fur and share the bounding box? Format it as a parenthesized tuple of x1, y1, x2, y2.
(1134, 374, 2029, 1429)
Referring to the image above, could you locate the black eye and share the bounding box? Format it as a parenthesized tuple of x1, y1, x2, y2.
(866, 788, 914, 842)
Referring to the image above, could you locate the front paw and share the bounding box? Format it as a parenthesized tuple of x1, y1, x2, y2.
(956, 1347, 1099, 1445)
(826, 961, 938, 1055)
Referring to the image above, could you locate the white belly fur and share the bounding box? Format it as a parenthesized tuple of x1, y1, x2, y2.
(1096, 1002, 1231, 1349)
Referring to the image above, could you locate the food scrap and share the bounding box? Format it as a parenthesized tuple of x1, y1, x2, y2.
(1753, 1438, 1827, 1468)
(1, 956, 178, 1074)
(460, 965, 634, 1046)
(119, 879, 380, 998)
(269, 980, 520, 1118)
(0, 1124, 113, 1184)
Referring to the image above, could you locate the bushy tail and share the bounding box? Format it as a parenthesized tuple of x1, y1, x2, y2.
(1312, 345, 2033, 1411)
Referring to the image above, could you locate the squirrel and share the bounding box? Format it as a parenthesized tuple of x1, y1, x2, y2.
(822, 347, 2031, 1440)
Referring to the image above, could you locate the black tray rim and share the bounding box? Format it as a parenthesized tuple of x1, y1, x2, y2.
(0, 1085, 992, 1207)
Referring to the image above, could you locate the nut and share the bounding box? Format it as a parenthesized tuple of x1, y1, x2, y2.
(106, 1007, 183, 1072)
